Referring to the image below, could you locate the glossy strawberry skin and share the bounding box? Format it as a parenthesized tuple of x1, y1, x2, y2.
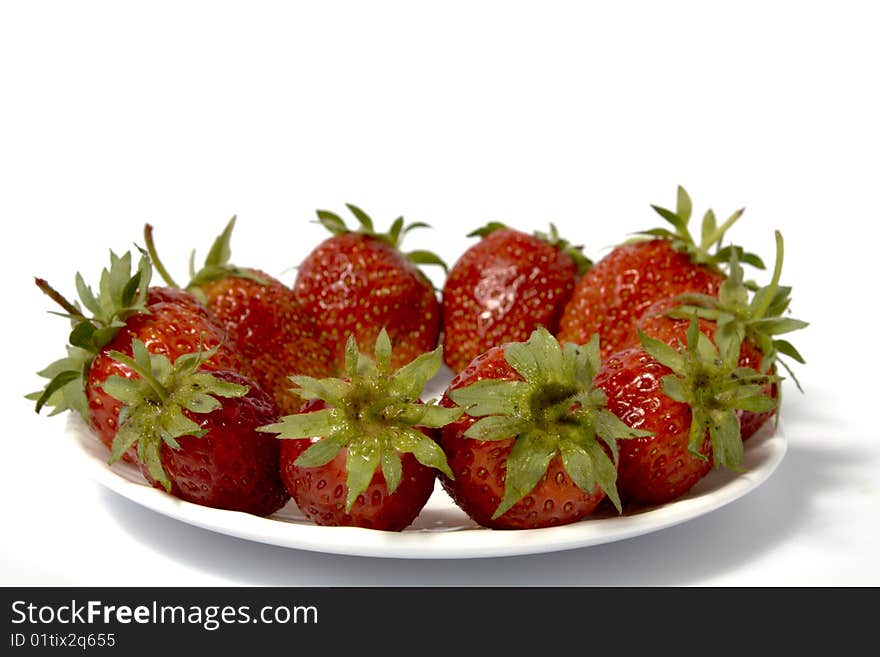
(85, 301, 243, 459)
(146, 286, 215, 321)
(292, 234, 441, 374)
(558, 239, 724, 358)
(634, 298, 778, 440)
(593, 346, 713, 507)
(438, 346, 606, 529)
(441, 228, 580, 373)
(140, 370, 290, 516)
(279, 401, 437, 531)
(198, 269, 334, 414)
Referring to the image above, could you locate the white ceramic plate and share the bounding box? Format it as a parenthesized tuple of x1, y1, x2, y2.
(64, 407, 787, 559)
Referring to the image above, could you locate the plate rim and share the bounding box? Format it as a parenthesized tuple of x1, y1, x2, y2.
(64, 413, 787, 559)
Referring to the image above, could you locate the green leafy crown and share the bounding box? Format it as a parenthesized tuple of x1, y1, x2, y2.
(467, 222, 593, 275)
(28, 250, 154, 420)
(632, 185, 765, 272)
(314, 203, 448, 274)
(101, 339, 249, 492)
(638, 318, 779, 470)
(448, 326, 652, 517)
(667, 230, 808, 390)
(258, 329, 461, 512)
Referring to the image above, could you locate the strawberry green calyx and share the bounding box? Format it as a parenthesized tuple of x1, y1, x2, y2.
(56, 249, 152, 350)
(448, 327, 652, 516)
(670, 231, 808, 388)
(27, 346, 92, 419)
(638, 318, 779, 470)
(534, 223, 593, 275)
(259, 329, 460, 512)
(634, 185, 765, 272)
(466, 221, 509, 238)
(144, 218, 269, 303)
(29, 250, 153, 418)
(101, 339, 249, 491)
(314, 203, 448, 273)
(468, 222, 593, 275)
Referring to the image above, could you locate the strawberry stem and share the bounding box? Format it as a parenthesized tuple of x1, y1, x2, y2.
(143, 224, 181, 289)
(751, 231, 784, 320)
(34, 277, 86, 318)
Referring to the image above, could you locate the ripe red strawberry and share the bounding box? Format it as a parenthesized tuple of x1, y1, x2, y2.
(439, 327, 649, 529)
(86, 301, 241, 455)
(145, 218, 335, 414)
(292, 204, 444, 375)
(558, 186, 764, 358)
(101, 340, 289, 515)
(637, 299, 773, 440)
(633, 231, 807, 440)
(441, 222, 591, 373)
(30, 251, 242, 460)
(277, 399, 440, 530)
(593, 319, 778, 506)
(260, 330, 460, 531)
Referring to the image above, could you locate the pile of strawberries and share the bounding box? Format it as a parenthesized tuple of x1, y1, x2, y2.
(31, 188, 807, 531)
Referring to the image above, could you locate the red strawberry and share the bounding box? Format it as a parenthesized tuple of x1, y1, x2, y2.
(441, 222, 591, 373)
(278, 400, 439, 531)
(439, 327, 649, 529)
(558, 186, 764, 358)
(292, 205, 444, 375)
(101, 341, 289, 515)
(261, 329, 460, 531)
(86, 301, 241, 455)
(145, 218, 334, 414)
(31, 250, 241, 457)
(593, 319, 778, 506)
(632, 231, 807, 439)
(199, 276, 332, 415)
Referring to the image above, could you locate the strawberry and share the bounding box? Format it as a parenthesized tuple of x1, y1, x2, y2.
(593, 319, 778, 506)
(260, 329, 461, 531)
(101, 340, 289, 515)
(30, 251, 241, 458)
(86, 302, 241, 456)
(292, 204, 445, 375)
(634, 231, 808, 439)
(558, 186, 764, 358)
(439, 327, 650, 529)
(145, 217, 334, 414)
(441, 222, 591, 373)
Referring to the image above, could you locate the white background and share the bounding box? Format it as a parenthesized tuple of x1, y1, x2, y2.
(2, 1, 878, 585)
